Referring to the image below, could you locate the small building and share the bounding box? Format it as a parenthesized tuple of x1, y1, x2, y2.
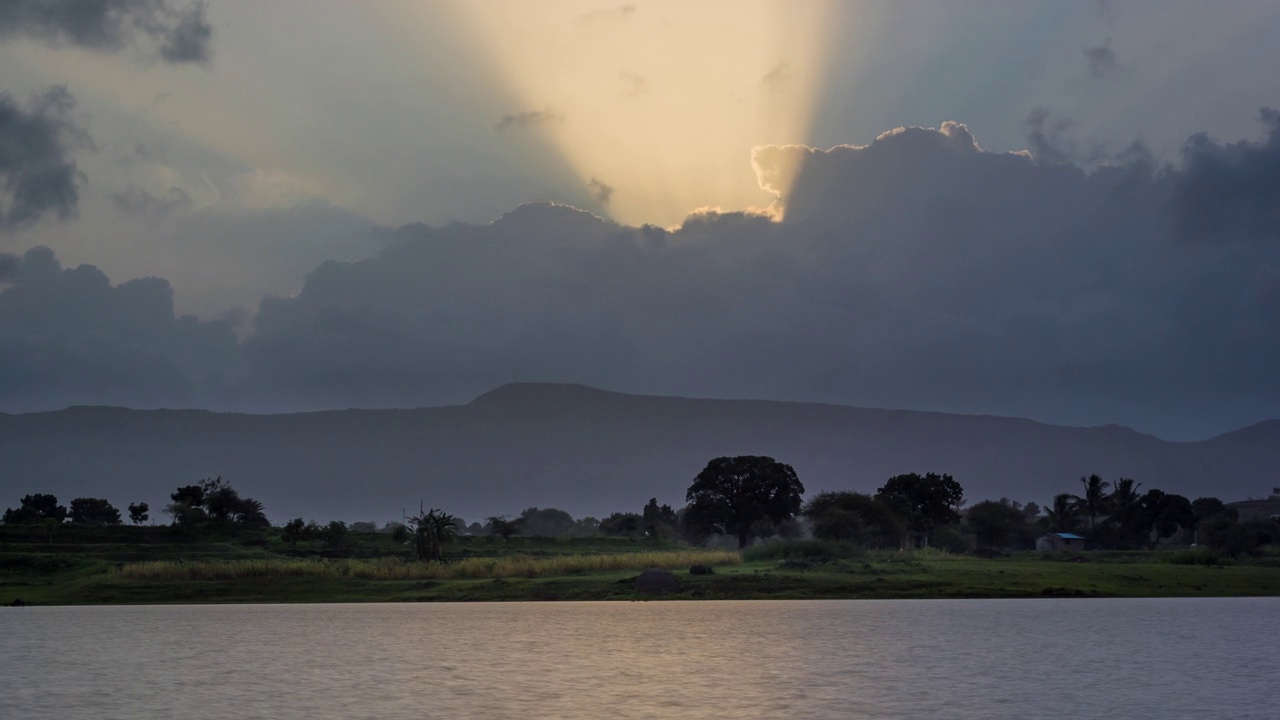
(1036, 532, 1085, 551)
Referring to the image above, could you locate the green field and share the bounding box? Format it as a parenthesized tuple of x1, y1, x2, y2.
(4, 527, 1280, 605)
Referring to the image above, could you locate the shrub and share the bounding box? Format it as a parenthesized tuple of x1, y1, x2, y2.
(1165, 548, 1234, 566)
(930, 526, 974, 555)
(742, 539, 865, 563)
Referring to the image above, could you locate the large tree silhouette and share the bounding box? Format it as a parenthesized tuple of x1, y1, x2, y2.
(685, 456, 804, 549)
(874, 472, 965, 546)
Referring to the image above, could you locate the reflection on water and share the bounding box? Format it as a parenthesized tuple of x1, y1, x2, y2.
(3, 598, 1278, 719)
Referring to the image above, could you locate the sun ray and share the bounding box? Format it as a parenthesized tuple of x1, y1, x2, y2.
(448, 0, 842, 226)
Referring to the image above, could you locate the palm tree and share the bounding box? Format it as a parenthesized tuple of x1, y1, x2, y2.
(407, 506, 458, 562)
(1105, 476, 1146, 543)
(1075, 474, 1111, 531)
(1044, 493, 1081, 534)
(1110, 478, 1142, 510)
(234, 498, 270, 528)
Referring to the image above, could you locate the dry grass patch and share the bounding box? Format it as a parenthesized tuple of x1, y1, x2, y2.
(115, 550, 742, 582)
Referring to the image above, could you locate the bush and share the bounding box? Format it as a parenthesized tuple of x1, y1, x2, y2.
(930, 526, 974, 555)
(741, 539, 865, 563)
(1165, 548, 1234, 566)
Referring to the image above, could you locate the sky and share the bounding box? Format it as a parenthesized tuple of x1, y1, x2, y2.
(1, 0, 1279, 439)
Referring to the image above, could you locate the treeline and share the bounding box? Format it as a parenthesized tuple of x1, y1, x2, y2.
(5, 459, 1278, 558)
(1, 477, 267, 531)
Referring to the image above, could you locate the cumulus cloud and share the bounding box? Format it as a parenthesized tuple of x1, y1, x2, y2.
(495, 109, 565, 132)
(0, 246, 238, 411)
(235, 115, 1280, 435)
(0, 0, 213, 63)
(0, 87, 88, 231)
(1171, 108, 1280, 244)
(1084, 38, 1119, 78)
(4, 114, 1280, 437)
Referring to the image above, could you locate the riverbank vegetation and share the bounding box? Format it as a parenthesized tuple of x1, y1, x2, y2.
(4, 457, 1280, 605)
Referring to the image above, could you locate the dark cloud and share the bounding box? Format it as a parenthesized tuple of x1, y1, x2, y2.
(1171, 108, 1280, 243)
(111, 184, 193, 216)
(1084, 38, 1119, 78)
(0, 0, 213, 63)
(1024, 108, 1077, 164)
(0, 87, 88, 231)
(0, 246, 239, 411)
(588, 177, 613, 205)
(574, 4, 636, 25)
(1023, 109, 1123, 166)
(4, 115, 1280, 437)
(495, 109, 565, 133)
(233, 117, 1280, 436)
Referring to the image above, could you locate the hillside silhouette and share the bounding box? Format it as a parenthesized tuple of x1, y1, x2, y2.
(2, 383, 1276, 522)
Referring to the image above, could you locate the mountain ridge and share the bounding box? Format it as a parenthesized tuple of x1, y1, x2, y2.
(2, 383, 1275, 522)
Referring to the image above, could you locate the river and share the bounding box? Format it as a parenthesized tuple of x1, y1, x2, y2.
(2, 598, 1276, 719)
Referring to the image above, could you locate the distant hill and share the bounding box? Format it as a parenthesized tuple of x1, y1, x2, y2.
(2, 383, 1277, 523)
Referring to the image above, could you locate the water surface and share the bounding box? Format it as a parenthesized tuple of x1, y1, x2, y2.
(3, 598, 1276, 719)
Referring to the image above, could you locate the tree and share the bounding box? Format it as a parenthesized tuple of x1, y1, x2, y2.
(1043, 493, 1080, 534)
(407, 507, 458, 562)
(128, 502, 150, 525)
(641, 498, 677, 538)
(1075, 474, 1111, 531)
(1191, 497, 1237, 525)
(518, 507, 576, 537)
(1110, 478, 1143, 509)
(485, 515, 523, 540)
(282, 518, 308, 548)
(875, 472, 964, 546)
(1141, 490, 1193, 543)
(390, 522, 410, 544)
(321, 520, 348, 547)
(69, 498, 123, 526)
(234, 498, 270, 528)
(685, 456, 805, 549)
(965, 499, 1027, 549)
(170, 484, 206, 509)
(802, 491, 905, 548)
(599, 512, 644, 537)
(1105, 478, 1147, 547)
(676, 505, 714, 546)
(165, 478, 268, 528)
(2, 494, 68, 525)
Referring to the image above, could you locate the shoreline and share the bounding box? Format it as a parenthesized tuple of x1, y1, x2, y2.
(6, 553, 1280, 606)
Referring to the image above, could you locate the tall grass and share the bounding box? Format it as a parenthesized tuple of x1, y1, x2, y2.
(743, 540, 975, 563)
(115, 550, 741, 582)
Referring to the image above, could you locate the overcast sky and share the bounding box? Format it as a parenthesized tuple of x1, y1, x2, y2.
(1, 0, 1279, 439)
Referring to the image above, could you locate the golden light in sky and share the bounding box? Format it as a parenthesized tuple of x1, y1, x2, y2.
(447, 0, 841, 226)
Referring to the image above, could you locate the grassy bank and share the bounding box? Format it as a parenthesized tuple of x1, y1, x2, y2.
(114, 550, 741, 581)
(4, 533, 1280, 605)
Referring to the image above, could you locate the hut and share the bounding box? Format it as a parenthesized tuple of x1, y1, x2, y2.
(1036, 532, 1085, 551)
